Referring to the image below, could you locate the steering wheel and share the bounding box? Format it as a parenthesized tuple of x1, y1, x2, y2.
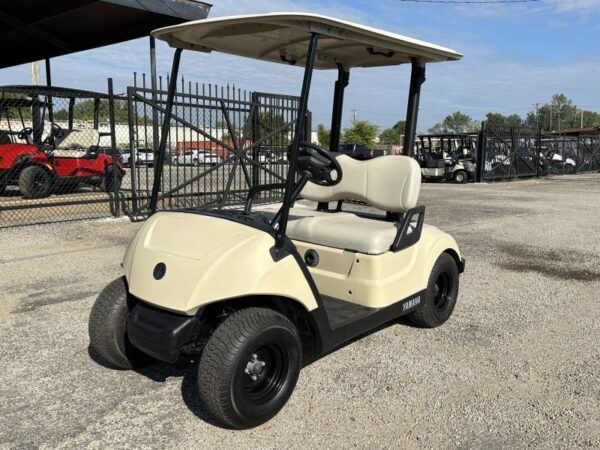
(293, 142, 343, 186)
(17, 128, 33, 140)
(43, 123, 65, 145)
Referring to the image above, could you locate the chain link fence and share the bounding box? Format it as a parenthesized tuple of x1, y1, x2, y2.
(0, 79, 304, 227)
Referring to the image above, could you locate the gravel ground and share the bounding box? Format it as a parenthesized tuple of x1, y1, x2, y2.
(0, 174, 599, 449)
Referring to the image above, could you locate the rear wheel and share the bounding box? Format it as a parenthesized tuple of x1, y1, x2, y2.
(408, 253, 459, 328)
(197, 307, 302, 429)
(19, 165, 52, 198)
(88, 277, 153, 369)
(453, 170, 468, 184)
(101, 168, 122, 193)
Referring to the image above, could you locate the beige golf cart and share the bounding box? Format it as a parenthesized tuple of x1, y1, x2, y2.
(89, 13, 464, 429)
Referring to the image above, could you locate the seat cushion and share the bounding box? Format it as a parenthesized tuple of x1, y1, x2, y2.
(300, 155, 421, 213)
(257, 205, 403, 255)
(288, 213, 400, 255)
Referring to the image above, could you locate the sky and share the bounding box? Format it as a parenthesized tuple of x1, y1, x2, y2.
(0, 0, 599, 132)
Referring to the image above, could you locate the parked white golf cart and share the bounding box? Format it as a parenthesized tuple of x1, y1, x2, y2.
(89, 13, 465, 429)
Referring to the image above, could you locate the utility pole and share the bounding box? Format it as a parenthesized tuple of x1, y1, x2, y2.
(351, 109, 357, 123)
(580, 109, 584, 129)
(532, 103, 540, 130)
(31, 61, 40, 86)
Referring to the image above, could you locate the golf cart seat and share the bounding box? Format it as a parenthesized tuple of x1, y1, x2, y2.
(52, 129, 100, 157)
(287, 155, 421, 254)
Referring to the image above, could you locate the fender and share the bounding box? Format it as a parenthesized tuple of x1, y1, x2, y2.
(124, 212, 318, 315)
(418, 224, 462, 287)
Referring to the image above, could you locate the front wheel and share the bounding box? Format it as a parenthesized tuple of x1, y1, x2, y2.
(453, 170, 468, 184)
(408, 252, 459, 328)
(19, 165, 52, 198)
(88, 278, 153, 369)
(197, 307, 302, 429)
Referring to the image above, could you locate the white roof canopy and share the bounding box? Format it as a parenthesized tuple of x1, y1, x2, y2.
(152, 13, 462, 70)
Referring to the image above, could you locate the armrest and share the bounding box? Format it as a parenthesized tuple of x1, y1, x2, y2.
(391, 206, 425, 252)
(244, 182, 286, 213)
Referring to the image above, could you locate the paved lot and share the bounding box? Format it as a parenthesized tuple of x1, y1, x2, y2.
(1, 174, 599, 449)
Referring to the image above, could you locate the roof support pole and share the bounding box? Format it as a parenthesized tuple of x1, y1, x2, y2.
(150, 36, 160, 154)
(45, 58, 54, 122)
(275, 32, 320, 253)
(329, 63, 350, 152)
(149, 47, 183, 216)
(403, 59, 426, 157)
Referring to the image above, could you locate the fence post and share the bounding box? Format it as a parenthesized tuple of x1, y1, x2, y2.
(536, 128, 541, 178)
(107, 78, 120, 217)
(126, 86, 139, 214)
(475, 121, 486, 182)
(251, 91, 260, 188)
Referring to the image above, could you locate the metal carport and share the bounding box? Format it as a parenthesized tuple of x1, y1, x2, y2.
(0, 0, 211, 72)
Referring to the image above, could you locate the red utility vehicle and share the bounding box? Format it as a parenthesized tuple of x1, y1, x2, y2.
(16, 124, 125, 199)
(0, 128, 38, 195)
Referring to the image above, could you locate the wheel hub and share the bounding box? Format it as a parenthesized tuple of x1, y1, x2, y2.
(245, 353, 266, 381)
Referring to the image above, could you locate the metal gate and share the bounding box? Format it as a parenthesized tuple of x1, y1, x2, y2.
(125, 77, 306, 219)
(476, 124, 600, 182)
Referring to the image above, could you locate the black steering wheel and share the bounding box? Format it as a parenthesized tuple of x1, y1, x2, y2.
(293, 142, 343, 186)
(17, 127, 33, 140)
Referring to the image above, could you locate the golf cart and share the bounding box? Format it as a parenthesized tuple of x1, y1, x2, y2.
(17, 123, 125, 198)
(417, 133, 476, 183)
(89, 13, 465, 429)
(0, 98, 43, 195)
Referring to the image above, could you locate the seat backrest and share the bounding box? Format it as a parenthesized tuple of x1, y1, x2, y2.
(57, 129, 100, 149)
(301, 154, 421, 213)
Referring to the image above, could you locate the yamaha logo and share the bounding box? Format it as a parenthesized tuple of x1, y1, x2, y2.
(402, 296, 421, 312)
(153, 262, 166, 280)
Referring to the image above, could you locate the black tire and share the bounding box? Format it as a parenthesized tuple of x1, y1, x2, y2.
(19, 165, 52, 198)
(408, 253, 459, 328)
(453, 170, 467, 184)
(101, 169, 122, 193)
(197, 307, 302, 429)
(88, 277, 153, 370)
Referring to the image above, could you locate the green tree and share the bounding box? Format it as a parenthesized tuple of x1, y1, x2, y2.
(341, 119, 379, 148)
(52, 98, 135, 124)
(316, 123, 331, 147)
(429, 111, 478, 134)
(392, 120, 406, 135)
(485, 112, 522, 128)
(525, 94, 600, 131)
(257, 111, 289, 144)
(379, 127, 401, 145)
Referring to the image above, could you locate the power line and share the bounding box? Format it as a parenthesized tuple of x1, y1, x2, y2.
(398, 0, 539, 4)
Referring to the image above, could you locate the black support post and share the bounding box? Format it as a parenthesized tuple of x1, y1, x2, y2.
(251, 91, 260, 188)
(276, 33, 320, 253)
(403, 59, 426, 157)
(150, 36, 160, 154)
(149, 48, 183, 216)
(45, 58, 53, 122)
(107, 78, 120, 217)
(475, 121, 486, 182)
(329, 64, 349, 152)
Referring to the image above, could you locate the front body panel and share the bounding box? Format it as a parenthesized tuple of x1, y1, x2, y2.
(124, 212, 318, 315)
